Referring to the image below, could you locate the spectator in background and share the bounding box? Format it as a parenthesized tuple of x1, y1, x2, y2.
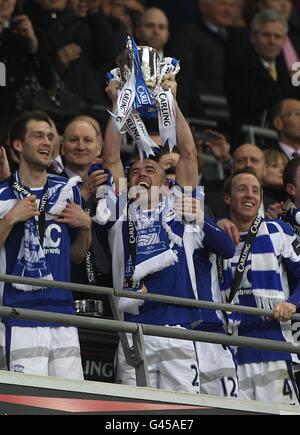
(61, 117, 113, 316)
(66, 0, 126, 60)
(171, 0, 244, 117)
(262, 148, 288, 204)
(232, 143, 287, 211)
(266, 156, 300, 223)
(267, 157, 300, 228)
(0, 0, 53, 143)
(271, 99, 300, 160)
(225, 9, 300, 147)
(258, 0, 300, 72)
(232, 144, 267, 181)
(102, 0, 145, 36)
(145, 0, 199, 34)
(135, 7, 170, 58)
(23, 0, 124, 111)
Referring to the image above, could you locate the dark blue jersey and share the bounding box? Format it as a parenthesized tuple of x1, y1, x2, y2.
(0, 175, 81, 327)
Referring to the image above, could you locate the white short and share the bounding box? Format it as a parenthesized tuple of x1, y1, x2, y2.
(0, 323, 6, 370)
(8, 326, 84, 380)
(196, 341, 238, 397)
(117, 326, 200, 393)
(238, 360, 299, 404)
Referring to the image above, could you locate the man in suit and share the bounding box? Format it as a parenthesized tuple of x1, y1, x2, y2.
(225, 9, 300, 147)
(270, 99, 300, 160)
(170, 0, 244, 117)
(258, 0, 300, 71)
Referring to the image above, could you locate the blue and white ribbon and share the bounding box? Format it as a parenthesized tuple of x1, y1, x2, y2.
(114, 61, 136, 132)
(107, 37, 159, 158)
(107, 38, 180, 157)
(125, 110, 159, 159)
(155, 57, 180, 152)
(131, 38, 157, 118)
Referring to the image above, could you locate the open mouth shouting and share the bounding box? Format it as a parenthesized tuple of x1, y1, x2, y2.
(137, 181, 151, 191)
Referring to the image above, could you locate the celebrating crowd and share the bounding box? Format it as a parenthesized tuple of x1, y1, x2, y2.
(1, 0, 300, 406)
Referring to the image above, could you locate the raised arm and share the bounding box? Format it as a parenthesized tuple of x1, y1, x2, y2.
(162, 75, 198, 189)
(102, 80, 125, 190)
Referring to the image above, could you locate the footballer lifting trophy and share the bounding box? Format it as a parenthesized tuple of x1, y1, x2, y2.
(107, 37, 180, 159)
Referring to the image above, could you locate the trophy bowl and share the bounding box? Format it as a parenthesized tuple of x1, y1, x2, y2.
(116, 45, 161, 93)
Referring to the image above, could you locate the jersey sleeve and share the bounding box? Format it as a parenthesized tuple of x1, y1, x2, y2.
(274, 220, 300, 308)
(202, 216, 236, 259)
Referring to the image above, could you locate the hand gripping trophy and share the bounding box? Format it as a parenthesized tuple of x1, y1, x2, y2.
(107, 36, 180, 159)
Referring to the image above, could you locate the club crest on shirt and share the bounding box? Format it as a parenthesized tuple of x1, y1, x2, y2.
(136, 226, 166, 255)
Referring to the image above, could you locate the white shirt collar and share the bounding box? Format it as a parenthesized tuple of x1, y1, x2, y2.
(260, 58, 276, 70)
(279, 141, 300, 160)
(204, 21, 227, 36)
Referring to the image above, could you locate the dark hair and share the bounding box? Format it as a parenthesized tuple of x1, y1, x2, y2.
(224, 167, 262, 197)
(127, 156, 166, 180)
(157, 145, 180, 160)
(283, 156, 300, 199)
(9, 110, 52, 149)
(269, 101, 284, 129)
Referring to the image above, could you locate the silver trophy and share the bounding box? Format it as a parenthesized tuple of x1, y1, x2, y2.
(116, 45, 161, 96)
(109, 37, 180, 156)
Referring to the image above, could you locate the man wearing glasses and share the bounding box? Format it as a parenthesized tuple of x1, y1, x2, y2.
(272, 98, 300, 159)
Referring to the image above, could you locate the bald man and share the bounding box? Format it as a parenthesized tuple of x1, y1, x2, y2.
(232, 143, 267, 181)
(61, 117, 113, 316)
(136, 7, 170, 57)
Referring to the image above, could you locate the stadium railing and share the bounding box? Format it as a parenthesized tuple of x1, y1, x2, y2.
(241, 125, 279, 146)
(0, 274, 300, 388)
